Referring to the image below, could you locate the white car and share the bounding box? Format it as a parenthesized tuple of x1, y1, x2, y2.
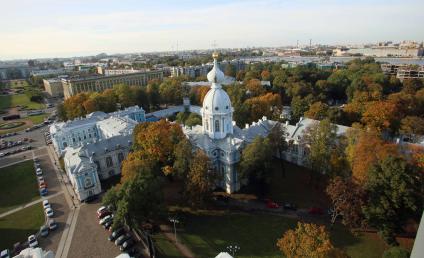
(0, 153, 4, 157)
(97, 206, 107, 216)
(36, 168, 42, 176)
(45, 207, 54, 217)
(28, 235, 38, 248)
(42, 200, 50, 209)
(99, 214, 113, 225)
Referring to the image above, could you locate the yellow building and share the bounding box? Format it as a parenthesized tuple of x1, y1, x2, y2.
(62, 70, 163, 99)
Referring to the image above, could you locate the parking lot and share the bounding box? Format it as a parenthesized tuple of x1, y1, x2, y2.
(67, 202, 122, 258)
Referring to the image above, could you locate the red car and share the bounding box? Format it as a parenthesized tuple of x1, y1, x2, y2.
(308, 207, 324, 215)
(98, 210, 112, 219)
(266, 199, 280, 209)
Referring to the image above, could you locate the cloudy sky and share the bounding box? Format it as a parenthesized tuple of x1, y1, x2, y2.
(0, 0, 423, 60)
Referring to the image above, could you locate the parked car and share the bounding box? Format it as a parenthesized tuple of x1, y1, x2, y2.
(98, 210, 112, 219)
(0, 153, 4, 157)
(308, 207, 324, 215)
(103, 220, 113, 230)
(36, 168, 42, 176)
(108, 227, 125, 241)
(126, 248, 138, 257)
(0, 249, 10, 258)
(48, 219, 58, 230)
(39, 182, 47, 189)
(283, 202, 297, 211)
(28, 235, 38, 248)
(40, 225, 49, 237)
(40, 188, 48, 196)
(265, 199, 279, 209)
(97, 206, 107, 216)
(12, 243, 23, 255)
(120, 239, 135, 251)
(115, 234, 131, 246)
(42, 200, 50, 209)
(45, 207, 54, 218)
(99, 215, 113, 225)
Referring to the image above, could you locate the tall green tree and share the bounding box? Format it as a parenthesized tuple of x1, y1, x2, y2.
(267, 124, 288, 177)
(363, 156, 423, 245)
(239, 136, 274, 193)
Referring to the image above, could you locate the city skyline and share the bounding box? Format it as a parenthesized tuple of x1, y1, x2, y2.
(0, 0, 423, 60)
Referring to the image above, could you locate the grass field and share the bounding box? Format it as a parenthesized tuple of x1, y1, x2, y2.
(26, 113, 48, 124)
(0, 94, 44, 110)
(177, 212, 393, 258)
(152, 233, 182, 258)
(0, 160, 40, 214)
(0, 203, 44, 250)
(266, 160, 330, 209)
(7, 80, 30, 89)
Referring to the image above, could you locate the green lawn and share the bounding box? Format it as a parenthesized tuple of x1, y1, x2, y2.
(267, 160, 330, 209)
(0, 94, 44, 110)
(0, 203, 44, 250)
(8, 80, 29, 89)
(177, 212, 391, 258)
(153, 233, 182, 258)
(27, 113, 48, 124)
(0, 160, 40, 214)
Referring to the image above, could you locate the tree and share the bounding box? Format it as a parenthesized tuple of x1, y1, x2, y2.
(267, 124, 288, 176)
(185, 113, 202, 127)
(304, 101, 329, 120)
(361, 101, 399, 132)
(301, 119, 343, 177)
(185, 150, 217, 206)
(246, 79, 265, 97)
(224, 63, 236, 77)
(172, 138, 193, 178)
(114, 84, 136, 107)
(239, 136, 273, 193)
(326, 177, 366, 228)
(244, 92, 281, 122)
(276, 222, 336, 258)
(400, 116, 424, 141)
(290, 96, 309, 122)
(261, 70, 271, 81)
(350, 130, 398, 184)
(363, 156, 423, 244)
(382, 247, 410, 258)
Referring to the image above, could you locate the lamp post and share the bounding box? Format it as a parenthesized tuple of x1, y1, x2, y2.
(169, 217, 180, 244)
(226, 245, 240, 257)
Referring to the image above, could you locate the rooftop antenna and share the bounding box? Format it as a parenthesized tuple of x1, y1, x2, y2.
(309, 39, 312, 48)
(296, 40, 299, 49)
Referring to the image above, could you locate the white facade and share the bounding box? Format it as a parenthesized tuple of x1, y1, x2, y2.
(50, 106, 145, 201)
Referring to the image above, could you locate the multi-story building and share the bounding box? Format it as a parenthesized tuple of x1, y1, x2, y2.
(62, 70, 163, 99)
(43, 78, 64, 97)
(381, 64, 424, 81)
(50, 105, 145, 201)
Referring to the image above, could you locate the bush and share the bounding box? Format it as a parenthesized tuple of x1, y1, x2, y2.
(382, 246, 409, 258)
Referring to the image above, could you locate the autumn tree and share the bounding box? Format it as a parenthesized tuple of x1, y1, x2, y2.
(361, 100, 399, 132)
(326, 177, 366, 227)
(224, 63, 236, 77)
(246, 79, 265, 97)
(244, 92, 281, 122)
(185, 150, 217, 206)
(261, 70, 271, 81)
(363, 156, 423, 244)
(304, 101, 329, 120)
(349, 130, 398, 184)
(400, 116, 424, 141)
(276, 222, 337, 258)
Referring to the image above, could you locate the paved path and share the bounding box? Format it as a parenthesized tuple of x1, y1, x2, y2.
(0, 191, 64, 219)
(160, 224, 195, 258)
(46, 145, 82, 258)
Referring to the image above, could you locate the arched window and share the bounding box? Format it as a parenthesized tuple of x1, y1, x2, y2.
(106, 156, 113, 167)
(63, 142, 68, 148)
(215, 120, 220, 132)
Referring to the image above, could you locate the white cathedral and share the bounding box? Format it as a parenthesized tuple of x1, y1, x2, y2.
(50, 52, 352, 201)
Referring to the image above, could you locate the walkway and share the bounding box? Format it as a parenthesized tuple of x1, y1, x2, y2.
(0, 191, 64, 219)
(160, 224, 195, 258)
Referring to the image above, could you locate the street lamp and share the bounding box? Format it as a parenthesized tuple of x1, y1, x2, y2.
(169, 217, 180, 243)
(226, 245, 240, 257)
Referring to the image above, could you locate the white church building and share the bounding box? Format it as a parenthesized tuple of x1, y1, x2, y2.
(49, 52, 354, 200)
